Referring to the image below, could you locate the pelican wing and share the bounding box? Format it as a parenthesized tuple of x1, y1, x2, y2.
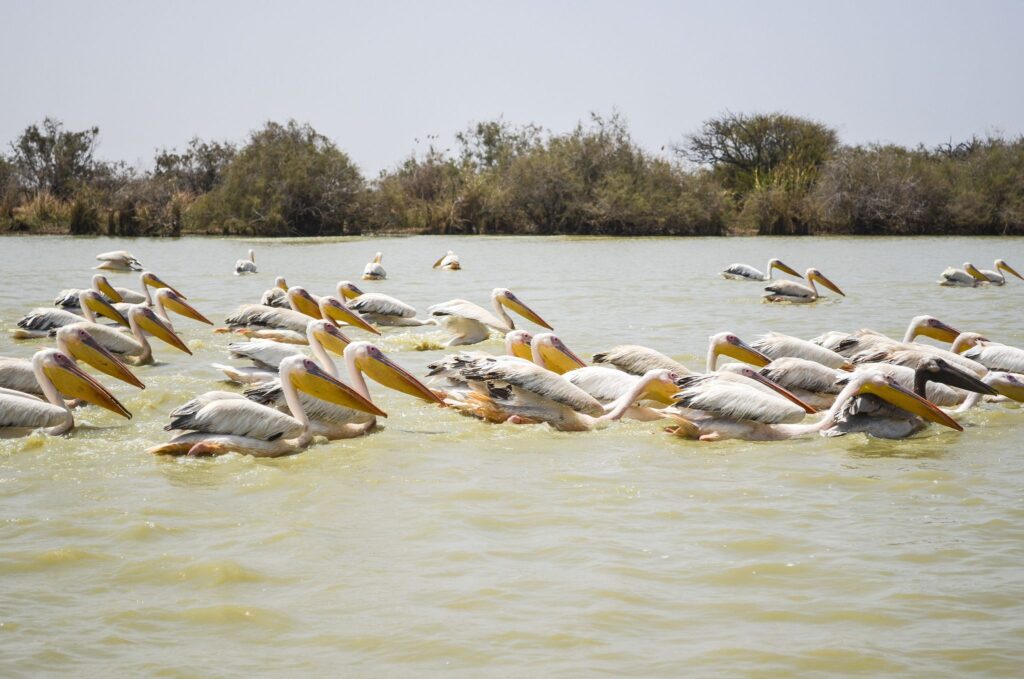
(963, 343, 1024, 374)
(95, 250, 141, 269)
(592, 345, 690, 376)
(260, 288, 289, 308)
(763, 280, 814, 299)
(760, 357, 845, 394)
(114, 287, 147, 304)
(17, 308, 85, 332)
(460, 359, 605, 416)
(564, 366, 638, 404)
(0, 358, 45, 396)
(721, 263, 764, 280)
(349, 293, 416, 318)
(235, 260, 258, 274)
(227, 339, 302, 370)
(0, 390, 67, 429)
(753, 332, 849, 369)
(674, 375, 805, 424)
(939, 267, 976, 286)
(61, 322, 143, 356)
(244, 381, 370, 425)
(165, 394, 302, 441)
(428, 299, 507, 330)
(225, 304, 311, 333)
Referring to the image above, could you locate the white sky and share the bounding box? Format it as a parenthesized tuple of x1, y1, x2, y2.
(3, 0, 1022, 175)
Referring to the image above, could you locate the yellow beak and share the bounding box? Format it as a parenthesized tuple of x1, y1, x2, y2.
(143, 273, 186, 298)
(918, 319, 961, 343)
(861, 379, 963, 431)
(290, 363, 387, 417)
(85, 294, 130, 327)
(337, 283, 363, 300)
(772, 260, 803, 278)
(321, 298, 380, 335)
(810, 271, 845, 296)
(509, 337, 533, 361)
(991, 375, 1024, 403)
(290, 290, 323, 319)
(357, 351, 446, 404)
(43, 353, 132, 419)
(536, 340, 587, 374)
(95, 277, 124, 303)
(501, 294, 553, 330)
(66, 331, 145, 389)
(1000, 261, 1024, 280)
(136, 309, 192, 354)
(162, 292, 213, 325)
(966, 264, 988, 282)
(277, 278, 289, 291)
(313, 324, 352, 356)
(644, 374, 682, 405)
(720, 338, 772, 368)
(432, 255, 446, 269)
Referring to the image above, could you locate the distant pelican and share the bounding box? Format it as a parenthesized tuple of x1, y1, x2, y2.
(94, 250, 142, 272)
(433, 250, 461, 271)
(362, 252, 386, 280)
(235, 249, 257, 275)
(260, 277, 290, 307)
(429, 288, 553, 346)
(337, 280, 434, 326)
(763, 268, 845, 303)
(977, 259, 1024, 286)
(720, 258, 802, 281)
(0, 349, 132, 436)
(938, 262, 987, 287)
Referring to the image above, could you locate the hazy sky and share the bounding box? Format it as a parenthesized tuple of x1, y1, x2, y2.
(4, 0, 1022, 175)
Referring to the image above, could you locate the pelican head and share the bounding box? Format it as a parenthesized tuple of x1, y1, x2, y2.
(308, 319, 351, 356)
(996, 259, 1024, 280)
(92, 274, 123, 302)
(504, 330, 534, 360)
(141, 271, 185, 298)
(855, 372, 962, 431)
(806, 269, 845, 296)
(319, 296, 380, 335)
(768, 259, 802, 278)
(964, 263, 987, 282)
(950, 332, 988, 354)
(275, 276, 288, 291)
(288, 286, 322, 319)
(494, 288, 553, 330)
(907, 315, 960, 343)
(37, 349, 132, 419)
(373, 252, 383, 264)
(336, 280, 365, 300)
(283, 355, 385, 417)
(989, 373, 1024, 402)
(155, 289, 213, 325)
(55, 326, 145, 389)
(638, 369, 684, 405)
(531, 333, 587, 374)
(131, 306, 191, 354)
(347, 342, 444, 404)
(80, 290, 129, 327)
(914, 357, 997, 397)
(710, 332, 772, 369)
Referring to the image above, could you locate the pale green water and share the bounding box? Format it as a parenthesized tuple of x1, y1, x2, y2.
(1, 235, 1023, 677)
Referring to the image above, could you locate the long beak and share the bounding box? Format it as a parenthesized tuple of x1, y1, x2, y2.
(773, 260, 803, 278)
(358, 352, 445, 405)
(95, 277, 123, 303)
(313, 324, 352, 356)
(966, 264, 988, 282)
(144, 273, 186, 299)
(1000, 261, 1024, 280)
(919, 318, 960, 343)
(85, 295, 130, 327)
(136, 310, 191, 354)
(162, 292, 213, 325)
(537, 340, 587, 374)
(861, 379, 962, 431)
(720, 337, 772, 368)
(67, 332, 145, 389)
(432, 255, 446, 269)
(509, 337, 533, 361)
(43, 355, 132, 419)
(290, 290, 322, 319)
(990, 374, 1024, 403)
(321, 298, 380, 335)
(290, 363, 387, 417)
(811, 271, 845, 296)
(645, 374, 682, 405)
(337, 283, 363, 300)
(373, 253, 383, 264)
(918, 361, 998, 397)
(501, 296, 553, 330)
(744, 370, 817, 414)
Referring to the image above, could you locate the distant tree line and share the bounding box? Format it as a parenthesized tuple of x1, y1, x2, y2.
(1, 112, 1022, 237)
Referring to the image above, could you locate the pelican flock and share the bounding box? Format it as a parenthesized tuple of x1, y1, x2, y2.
(1, 245, 1022, 456)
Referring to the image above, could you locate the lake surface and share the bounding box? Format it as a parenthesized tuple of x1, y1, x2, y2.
(1, 234, 1023, 677)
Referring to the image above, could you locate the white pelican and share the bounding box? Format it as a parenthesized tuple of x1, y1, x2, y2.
(14, 291, 129, 339)
(722, 357, 847, 409)
(956, 372, 1024, 412)
(147, 355, 385, 457)
(433, 250, 461, 271)
(720, 258, 802, 281)
(0, 349, 132, 436)
(671, 366, 816, 426)
(954, 333, 1024, 374)
(362, 252, 386, 280)
(336, 281, 434, 326)
(428, 288, 553, 346)
(108, 272, 187, 311)
(222, 290, 378, 342)
(843, 357, 997, 411)
(55, 271, 185, 312)
(144, 288, 213, 331)
(564, 366, 681, 421)
(751, 332, 853, 369)
(977, 259, 1024, 286)
(260, 277, 290, 308)
(235, 249, 258, 275)
(53, 274, 124, 310)
(63, 305, 191, 366)
(813, 316, 962, 357)
(593, 332, 772, 377)
(214, 320, 351, 385)
(244, 341, 443, 440)
(94, 250, 141, 272)
(763, 268, 845, 303)
(0, 326, 145, 398)
(666, 372, 959, 441)
(938, 262, 987, 287)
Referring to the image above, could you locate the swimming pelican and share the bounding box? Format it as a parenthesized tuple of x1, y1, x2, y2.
(564, 365, 681, 421)
(751, 332, 853, 369)
(666, 371, 959, 441)
(222, 290, 378, 341)
(429, 288, 553, 346)
(62, 305, 191, 366)
(938, 262, 987, 287)
(0, 349, 132, 436)
(244, 341, 443, 440)
(953, 333, 1024, 374)
(721, 357, 847, 409)
(0, 326, 145, 398)
(813, 316, 962, 357)
(433, 250, 461, 270)
(214, 320, 351, 385)
(763, 268, 845, 303)
(336, 281, 433, 326)
(671, 365, 817, 426)
(235, 249, 257, 275)
(260, 277, 290, 307)
(53, 274, 124, 310)
(144, 288, 213, 331)
(593, 332, 772, 377)
(94, 250, 141, 272)
(720, 258, 802, 281)
(147, 355, 385, 457)
(977, 259, 1024, 286)
(14, 291, 129, 339)
(362, 252, 386, 280)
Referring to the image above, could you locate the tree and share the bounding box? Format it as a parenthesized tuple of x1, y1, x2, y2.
(154, 137, 236, 195)
(9, 117, 99, 198)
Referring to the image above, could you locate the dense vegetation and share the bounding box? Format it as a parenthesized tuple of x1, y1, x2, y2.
(2, 113, 1022, 237)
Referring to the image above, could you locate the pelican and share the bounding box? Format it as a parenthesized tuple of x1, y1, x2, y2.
(147, 355, 385, 457)
(0, 349, 132, 436)
(14, 291, 129, 339)
(751, 332, 853, 369)
(260, 277, 290, 308)
(428, 288, 553, 346)
(62, 305, 191, 366)
(763, 268, 845, 303)
(95, 250, 141, 272)
(720, 258, 802, 281)
(593, 332, 772, 377)
(564, 366, 681, 421)
(214, 320, 351, 385)
(666, 372, 959, 442)
(144, 288, 213, 331)
(954, 333, 1024, 374)
(109, 272, 186, 310)
(336, 281, 434, 326)
(222, 290, 377, 341)
(977, 259, 1024, 286)
(53, 274, 124, 310)
(433, 250, 461, 270)
(723, 357, 847, 409)
(55, 271, 184, 312)
(845, 357, 998, 410)
(938, 262, 987, 287)
(0, 326, 144, 398)
(813, 316, 962, 357)
(244, 341, 443, 440)
(235, 249, 257, 275)
(362, 252, 386, 280)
